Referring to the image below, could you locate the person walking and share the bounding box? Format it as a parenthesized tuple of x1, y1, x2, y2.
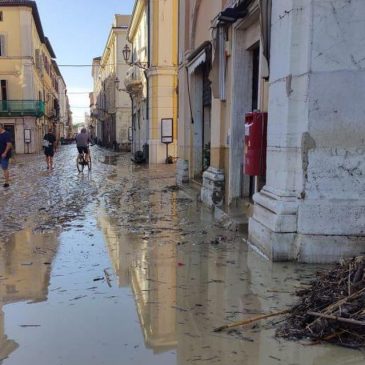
(43, 128, 57, 169)
(0, 123, 12, 188)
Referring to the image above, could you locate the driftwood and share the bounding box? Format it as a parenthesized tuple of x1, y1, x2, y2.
(277, 256, 365, 349)
(214, 309, 290, 333)
(307, 311, 365, 327)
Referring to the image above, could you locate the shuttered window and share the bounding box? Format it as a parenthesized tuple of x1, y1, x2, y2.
(0, 35, 5, 56)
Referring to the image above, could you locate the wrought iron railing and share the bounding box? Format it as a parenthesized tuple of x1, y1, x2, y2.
(0, 100, 45, 117)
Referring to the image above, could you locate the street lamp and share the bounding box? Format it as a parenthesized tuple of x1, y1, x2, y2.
(122, 43, 148, 70)
(122, 44, 131, 64)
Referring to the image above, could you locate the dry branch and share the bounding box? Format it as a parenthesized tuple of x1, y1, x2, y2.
(214, 309, 290, 333)
(307, 311, 365, 327)
(276, 256, 365, 348)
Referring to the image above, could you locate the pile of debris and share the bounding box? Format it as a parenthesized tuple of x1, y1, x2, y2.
(277, 256, 365, 349)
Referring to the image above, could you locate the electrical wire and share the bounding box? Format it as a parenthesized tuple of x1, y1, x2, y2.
(57, 62, 130, 67)
(67, 92, 91, 94)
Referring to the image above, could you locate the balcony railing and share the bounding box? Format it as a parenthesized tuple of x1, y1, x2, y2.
(0, 100, 45, 118)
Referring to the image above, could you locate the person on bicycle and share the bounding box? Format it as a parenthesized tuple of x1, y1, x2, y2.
(75, 128, 91, 162)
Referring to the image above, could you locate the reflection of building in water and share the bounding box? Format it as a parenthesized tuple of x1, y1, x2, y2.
(98, 215, 134, 287)
(130, 241, 177, 352)
(98, 183, 179, 353)
(0, 308, 18, 363)
(0, 229, 59, 361)
(130, 181, 178, 352)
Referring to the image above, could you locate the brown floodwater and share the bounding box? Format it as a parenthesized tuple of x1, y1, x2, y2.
(0, 148, 364, 364)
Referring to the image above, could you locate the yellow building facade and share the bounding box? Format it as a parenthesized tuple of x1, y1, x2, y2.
(0, 1, 64, 154)
(126, 0, 178, 164)
(176, 0, 269, 209)
(92, 15, 132, 150)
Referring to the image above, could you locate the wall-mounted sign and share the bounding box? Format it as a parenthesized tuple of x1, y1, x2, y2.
(24, 129, 31, 143)
(161, 118, 173, 144)
(128, 126, 133, 142)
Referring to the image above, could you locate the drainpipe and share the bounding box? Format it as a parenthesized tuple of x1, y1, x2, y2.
(146, 0, 150, 139)
(129, 40, 135, 153)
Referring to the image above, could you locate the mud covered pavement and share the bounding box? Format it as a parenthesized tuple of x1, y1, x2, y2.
(0, 145, 364, 365)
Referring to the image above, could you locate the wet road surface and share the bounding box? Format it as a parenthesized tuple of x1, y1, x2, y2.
(0, 145, 364, 364)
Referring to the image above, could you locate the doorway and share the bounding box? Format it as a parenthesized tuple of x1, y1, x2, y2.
(192, 63, 211, 183)
(248, 44, 260, 199)
(4, 124, 15, 150)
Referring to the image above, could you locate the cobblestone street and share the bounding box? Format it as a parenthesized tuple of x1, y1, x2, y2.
(0, 145, 364, 365)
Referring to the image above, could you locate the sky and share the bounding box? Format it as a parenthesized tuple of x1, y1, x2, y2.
(35, 0, 135, 124)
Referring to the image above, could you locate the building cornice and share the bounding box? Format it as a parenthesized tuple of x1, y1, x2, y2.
(101, 20, 129, 68)
(127, 0, 147, 42)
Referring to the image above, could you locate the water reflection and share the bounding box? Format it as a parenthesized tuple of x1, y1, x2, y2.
(0, 229, 58, 362)
(0, 310, 17, 363)
(98, 194, 365, 365)
(98, 200, 179, 352)
(1, 174, 364, 364)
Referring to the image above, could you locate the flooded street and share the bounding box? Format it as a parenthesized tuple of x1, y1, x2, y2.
(0, 145, 364, 365)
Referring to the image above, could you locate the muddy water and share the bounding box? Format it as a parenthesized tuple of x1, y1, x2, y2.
(0, 146, 364, 364)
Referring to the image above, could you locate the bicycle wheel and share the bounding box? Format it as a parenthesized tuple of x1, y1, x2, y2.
(76, 155, 84, 173)
(87, 156, 92, 171)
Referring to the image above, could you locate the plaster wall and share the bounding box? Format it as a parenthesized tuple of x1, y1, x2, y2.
(128, 4, 148, 154)
(148, 0, 178, 164)
(190, 0, 223, 49)
(249, 0, 365, 263)
(0, 8, 23, 100)
(115, 24, 132, 147)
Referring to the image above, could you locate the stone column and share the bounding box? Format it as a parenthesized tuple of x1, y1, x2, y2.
(249, 0, 365, 263)
(201, 98, 225, 208)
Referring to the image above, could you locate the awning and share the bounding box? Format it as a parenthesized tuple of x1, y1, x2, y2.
(186, 41, 211, 75)
(187, 50, 206, 75)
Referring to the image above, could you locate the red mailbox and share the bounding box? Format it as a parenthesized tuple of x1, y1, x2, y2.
(244, 112, 268, 176)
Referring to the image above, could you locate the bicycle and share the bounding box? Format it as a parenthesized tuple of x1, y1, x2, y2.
(76, 147, 91, 172)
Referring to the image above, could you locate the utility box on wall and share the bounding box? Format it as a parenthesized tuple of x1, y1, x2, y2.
(244, 112, 268, 176)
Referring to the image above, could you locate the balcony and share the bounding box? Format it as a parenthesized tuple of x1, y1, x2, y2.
(124, 66, 144, 95)
(0, 100, 45, 118)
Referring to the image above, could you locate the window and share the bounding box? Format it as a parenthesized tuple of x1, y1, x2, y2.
(1, 80, 7, 100)
(0, 35, 6, 56)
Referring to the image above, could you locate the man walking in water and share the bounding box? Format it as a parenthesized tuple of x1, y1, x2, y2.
(0, 123, 12, 188)
(43, 127, 57, 169)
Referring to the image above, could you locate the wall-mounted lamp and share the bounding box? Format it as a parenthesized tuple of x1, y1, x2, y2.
(122, 44, 131, 63)
(122, 44, 148, 70)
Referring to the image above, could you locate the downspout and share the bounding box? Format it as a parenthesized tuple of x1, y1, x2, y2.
(146, 0, 151, 139)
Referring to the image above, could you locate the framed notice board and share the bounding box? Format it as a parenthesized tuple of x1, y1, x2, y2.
(24, 129, 31, 143)
(161, 118, 173, 144)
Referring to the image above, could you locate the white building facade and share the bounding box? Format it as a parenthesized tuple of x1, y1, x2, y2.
(249, 0, 365, 263)
(92, 15, 131, 150)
